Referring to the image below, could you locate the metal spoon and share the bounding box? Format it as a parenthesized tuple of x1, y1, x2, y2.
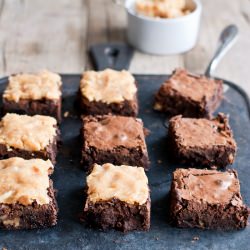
(205, 25, 239, 77)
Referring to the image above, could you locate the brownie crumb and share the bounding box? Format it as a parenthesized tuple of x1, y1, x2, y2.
(193, 236, 199, 241)
(63, 111, 69, 117)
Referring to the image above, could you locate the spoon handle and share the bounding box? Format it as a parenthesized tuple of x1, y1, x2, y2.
(205, 25, 239, 77)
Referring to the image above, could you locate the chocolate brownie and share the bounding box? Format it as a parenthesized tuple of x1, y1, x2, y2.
(0, 113, 59, 164)
(3, 70, 62, 122)
(78, 69, 138, 116)
(81, 115, 149, 171)
(154, 68, 223, 118)
(169, 168, 249, 230)
(168, 113, 236, 168)
(0, 157, 58, 229)
(83, 163, 150, 232)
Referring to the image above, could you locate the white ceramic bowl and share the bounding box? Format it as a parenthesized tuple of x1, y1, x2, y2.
(125, 0, 202, 55)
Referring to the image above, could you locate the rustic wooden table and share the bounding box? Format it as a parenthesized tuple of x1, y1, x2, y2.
(0, 0, 249, 94)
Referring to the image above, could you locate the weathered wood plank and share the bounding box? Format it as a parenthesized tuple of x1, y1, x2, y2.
(0, 0, 87, 76)
(85, 0, 110, 69)
(0, 0, 249, 96)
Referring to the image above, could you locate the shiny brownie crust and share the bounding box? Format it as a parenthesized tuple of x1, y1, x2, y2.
(169, 169, 248, 230)
(0, 181, 58, 230)
(80, 115, 149, 171)
(154, 70, 223, 118)
(168, 114, 236, 168)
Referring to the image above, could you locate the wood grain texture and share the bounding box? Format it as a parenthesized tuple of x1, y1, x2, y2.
(0, 0, 87, 75)
(0, 0, 249, 94)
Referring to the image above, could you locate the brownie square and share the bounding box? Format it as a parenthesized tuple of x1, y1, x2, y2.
(0, 157, 58, 229)
(168, 113, 236, 168)
(83, 163, 150, 232)
(81, 115, 149, 171)
(78, 69, 138, 116)
(3, 70, 62, 122)
(169, 168, 249, 230)
(0, 113, 59, 164)
(154, 68, 223, 118)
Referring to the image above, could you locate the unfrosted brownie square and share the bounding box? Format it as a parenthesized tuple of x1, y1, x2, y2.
(168, 113, 236, 168)
(0, 157, 57, 230)
(169, 168, 248, 230)
(79, 69, 138, 116)
(81, 115, 149, 171)
(154, 68, 223, 118)
(0, 113, 59, 164)
(83, 163, 150, 232)
(3, 70, 62, 121)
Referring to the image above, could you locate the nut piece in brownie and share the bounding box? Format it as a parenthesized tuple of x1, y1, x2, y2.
(83, 163, 150, 232)
(168, 113, 236, 168)
(79, 69, 138, 116)
(3, 70, 62, 122)
(169, 168, 249, 230)
(0, 113, 59, 164)
(0, 157, 57, 229)
(81, 115, 149, 171)
(154, 68, 223, 118)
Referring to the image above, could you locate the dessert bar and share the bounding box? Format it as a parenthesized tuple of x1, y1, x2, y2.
(168, 113, 236, 168)
(169, 168, 248, 230)
(83, 163, 150, 232)
(79, 69, 138, 116)
(3, 70, 62, 121)
(81, 115, 149, 171)
(0, 113, 59, 164)
(0, 157, 58, 229)
(154, 68, 223, 118)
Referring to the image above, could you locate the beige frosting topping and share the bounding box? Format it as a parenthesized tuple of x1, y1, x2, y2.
(0, 113, 57, 151)
(80, 69, 137, 104)
(136, 0, 191, 19)
(87, 163, 149, 205)
(4, 70, 62, 102)
(174, 169, 241, 204)
(0, 157, 53, 205)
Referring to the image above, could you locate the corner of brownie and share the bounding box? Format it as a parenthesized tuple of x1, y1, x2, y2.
(80, 114, 149, 171)
(82, 163, 150, 232)
(2, 70, 62, 121)
(154, 68, 223, 118)
(169, 168, 249, 230)
(168, 113, 237, 168)
(78, 69, 138, 116)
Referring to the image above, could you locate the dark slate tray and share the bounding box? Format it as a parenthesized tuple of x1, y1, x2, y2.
(0, 74, 250, 250)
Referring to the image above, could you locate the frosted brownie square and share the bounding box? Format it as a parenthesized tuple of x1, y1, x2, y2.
(3, 70, 62, 122)
(83, 163, 150, 232)
(154, 68, 223, 118)
(169, 168, 248, 230)
(0, 157, 57, 229)
(79, 69, 138, 116)
(0, 113, 59, 164)
(81, 115, 149, 171)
